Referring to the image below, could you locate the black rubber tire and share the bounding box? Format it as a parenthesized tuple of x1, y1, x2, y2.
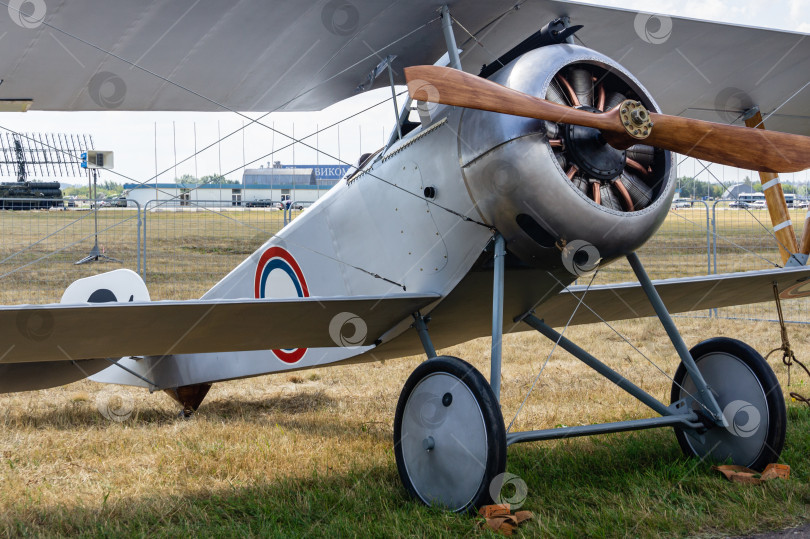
(671, 337, 786, 471)
(393, 356, 507, 513)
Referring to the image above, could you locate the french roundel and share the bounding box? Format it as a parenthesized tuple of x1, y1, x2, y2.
(254, 247, 309, 363)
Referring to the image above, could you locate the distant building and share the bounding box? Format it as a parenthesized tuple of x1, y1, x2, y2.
(280, 164, 351, 188)
(123, 162, 352, 208)
(244, 161, 351, 189)
(124, 182, 328, 208)
(721, 183, 755, 199)
(242, 167, 316, 187)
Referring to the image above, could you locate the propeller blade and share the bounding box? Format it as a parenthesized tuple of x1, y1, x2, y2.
(643, 114, 810, 173)
(405, 65, 618, 132)
(405, 65, 810, 173)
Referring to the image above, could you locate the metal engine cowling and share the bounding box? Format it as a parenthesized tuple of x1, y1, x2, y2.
(458, 44, 675, 270)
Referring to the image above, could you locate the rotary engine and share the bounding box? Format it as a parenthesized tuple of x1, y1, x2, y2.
(458, 45, 675, 271)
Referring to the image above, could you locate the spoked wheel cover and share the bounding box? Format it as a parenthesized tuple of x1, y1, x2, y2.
(672, 338, 786, 471)
(394, 356, 506, 512)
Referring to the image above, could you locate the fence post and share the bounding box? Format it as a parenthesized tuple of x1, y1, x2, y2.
(133, 200, 141, 276)
(143, 199, 154, 279)
(712, 200, 719, 275)
(711, 200, 720, 318)
(701, 201, 710, 276)
(697, 200, 711, 318)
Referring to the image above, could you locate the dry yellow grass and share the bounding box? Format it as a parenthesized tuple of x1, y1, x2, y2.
(0, 205, 804, 303)
(1, 206, 809, 535)
(0, 317, 806, 530)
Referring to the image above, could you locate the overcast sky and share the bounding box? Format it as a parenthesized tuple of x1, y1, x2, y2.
(0, 0, 808, 190)
(596, 0, 810, 33)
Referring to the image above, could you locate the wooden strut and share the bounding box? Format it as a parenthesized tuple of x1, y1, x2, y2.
(744, 110, 800, 264)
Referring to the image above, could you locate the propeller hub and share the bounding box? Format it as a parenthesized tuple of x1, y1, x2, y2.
(619, 100, 654, 139)
(562, 106, 627, 181)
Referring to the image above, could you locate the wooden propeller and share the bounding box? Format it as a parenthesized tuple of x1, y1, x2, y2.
(405, 65, 810, 173)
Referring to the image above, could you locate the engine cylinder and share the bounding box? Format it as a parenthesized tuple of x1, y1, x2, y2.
(458, 45, 675, 272)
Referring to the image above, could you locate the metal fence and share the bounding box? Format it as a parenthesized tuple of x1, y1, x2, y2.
(142, 199, 291, 300)
(710, 199, 807, 323)
(590, 199, 808, 323)
(0, 197, 807, 323)
(0, 198, 141, 305)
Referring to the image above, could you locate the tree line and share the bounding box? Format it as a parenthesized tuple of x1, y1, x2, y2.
(676, 175, 803, 200)
(62, 179, 124, 198)
(174, 174, 239, 185)
(61, 173, 240, 198)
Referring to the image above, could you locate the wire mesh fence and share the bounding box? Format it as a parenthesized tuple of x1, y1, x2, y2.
(142, 199, 292, 300)
(0, 196, 807, 323)
(590, 200, 808, 323)
(710, 200, 807, 323)
(0, 198, 140, 305)
(591, 201, 713, 285)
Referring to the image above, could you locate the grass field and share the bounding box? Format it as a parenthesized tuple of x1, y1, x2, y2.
(0, 205, 804, 304)
(0, 206, 809, 537)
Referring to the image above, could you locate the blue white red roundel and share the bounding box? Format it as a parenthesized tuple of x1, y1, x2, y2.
(254, 246, 309, 363)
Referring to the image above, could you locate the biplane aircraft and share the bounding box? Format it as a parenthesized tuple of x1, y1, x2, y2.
(3, 0, 810, 512)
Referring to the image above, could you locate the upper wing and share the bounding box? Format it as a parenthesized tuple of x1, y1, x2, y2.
(1, 0, 808, 133)
(2, 293, 437, 363)
(456, 2, 810, 135)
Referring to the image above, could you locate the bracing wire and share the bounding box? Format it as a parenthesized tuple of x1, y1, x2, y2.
(0, 4, 488, 288)
(506, 269, 599, 433)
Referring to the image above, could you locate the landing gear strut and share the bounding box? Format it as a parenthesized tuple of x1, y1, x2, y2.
(394, 242, 787, 511)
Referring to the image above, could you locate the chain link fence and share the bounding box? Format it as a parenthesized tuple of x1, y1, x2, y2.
(710, 200, 807, 323)
(0, 197, 806, 323)
(142, 199, 293, 300)
(592, 201, 713, 285)
(0, 198, 140, 305)
(591, 200, 807, 323)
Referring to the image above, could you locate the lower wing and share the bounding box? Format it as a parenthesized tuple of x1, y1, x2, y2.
(2, 294, 438, 364)
(536, 266, 810, 327)
(368, 265, 810, 360)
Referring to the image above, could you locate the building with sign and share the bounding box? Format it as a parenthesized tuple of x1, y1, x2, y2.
(245, 161, 352, 188)
(123, 162, 352, 208)
(280, 163, 351, 187)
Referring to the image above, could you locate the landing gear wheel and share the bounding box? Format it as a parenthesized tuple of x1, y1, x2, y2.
(394, 356, 506, 512)
(671, 337, 786, 471)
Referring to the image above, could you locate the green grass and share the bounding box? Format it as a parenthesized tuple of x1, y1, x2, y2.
(4, 406, 809, 537)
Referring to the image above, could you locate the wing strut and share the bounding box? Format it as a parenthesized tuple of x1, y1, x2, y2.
(743, 108, 805, 265)
(490, 233, 506, 402)
(440, 5, 462, 71)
